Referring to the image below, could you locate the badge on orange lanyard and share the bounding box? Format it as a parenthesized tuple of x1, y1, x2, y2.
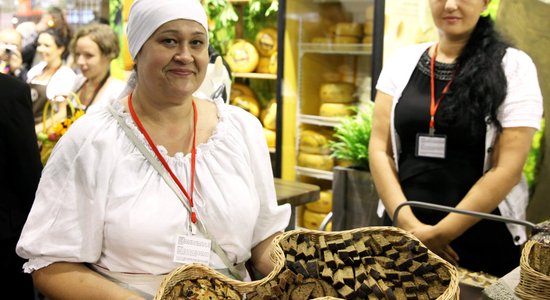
(415, 43, 455, 159)
(128, 93, 198, 225)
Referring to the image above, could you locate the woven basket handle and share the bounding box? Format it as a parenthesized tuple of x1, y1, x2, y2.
(392, 201, 537, 229)
(41, 92, 84, 133)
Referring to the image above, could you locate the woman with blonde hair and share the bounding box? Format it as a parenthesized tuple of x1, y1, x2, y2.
(70, 23, 126, 113)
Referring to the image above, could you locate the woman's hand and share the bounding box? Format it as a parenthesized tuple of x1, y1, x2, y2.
(409, 223, 459, 266)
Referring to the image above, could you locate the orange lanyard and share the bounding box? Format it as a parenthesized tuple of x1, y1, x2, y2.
(128, 94, 198, 223)
(429, 43, 455, 134)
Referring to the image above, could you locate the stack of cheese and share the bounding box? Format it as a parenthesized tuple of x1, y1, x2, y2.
(303, 189, 333, 231)
(297, 129, 334, 172)
(254, 27, 278, 74)
(261, 99, 277, 149)
(334, 22, 363, 44)
(319, 82, 356, 118)
(224, 39, 259, 73)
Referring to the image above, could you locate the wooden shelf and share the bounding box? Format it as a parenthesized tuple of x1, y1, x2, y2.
(233, 72, 277, 80)
(295, 166, 334, 181)
(300, 43, 372, 56)
(299, 114, 343, 127)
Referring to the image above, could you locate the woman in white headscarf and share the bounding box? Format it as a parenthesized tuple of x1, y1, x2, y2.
(16, 0, 290, 298)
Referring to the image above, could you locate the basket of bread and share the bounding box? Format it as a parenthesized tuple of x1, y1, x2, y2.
(155, 226, 459, 300)
(246, 227, 459, 300)
(515, 220, 550, 300)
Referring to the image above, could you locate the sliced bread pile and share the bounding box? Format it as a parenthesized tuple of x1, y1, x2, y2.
(250, 230, 453, 300)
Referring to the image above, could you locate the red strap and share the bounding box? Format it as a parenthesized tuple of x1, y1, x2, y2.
(430, 43, 454, 130)
(128, 93, 198, 223)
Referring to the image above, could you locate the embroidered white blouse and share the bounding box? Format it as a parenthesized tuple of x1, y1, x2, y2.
(16, 97, 291, 297)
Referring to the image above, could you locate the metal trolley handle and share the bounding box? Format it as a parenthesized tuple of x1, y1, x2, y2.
(392, 201, 537, 230)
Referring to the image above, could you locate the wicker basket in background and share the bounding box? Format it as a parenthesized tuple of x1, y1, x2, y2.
(515, 240, 550, 300)
(271, 226, 460, 300)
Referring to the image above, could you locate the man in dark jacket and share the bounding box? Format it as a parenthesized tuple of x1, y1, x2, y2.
(0, 73, 42, 299)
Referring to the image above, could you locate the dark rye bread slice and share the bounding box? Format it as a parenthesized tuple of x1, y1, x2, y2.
(290, 282, 315, 300)
(318, 278, 339, 297)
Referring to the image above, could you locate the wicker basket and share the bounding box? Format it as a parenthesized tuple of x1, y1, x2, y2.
(515, 240, 550, 300)
(271, 226, 460, 300)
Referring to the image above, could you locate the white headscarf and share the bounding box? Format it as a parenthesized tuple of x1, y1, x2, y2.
(126, 0, 208, 60)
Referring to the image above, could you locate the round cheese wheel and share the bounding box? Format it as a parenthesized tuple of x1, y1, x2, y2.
(364, 22, 374, 36)
(261, 99, 277, 131)
(305, 189, 333, 214)
(224, 39, 259, 73)
(319, 103, 355, 117)
(230, 83, 255, 101)
(264, 127, 276, 149)
(320, 82, 355, 103)
(334, 35, 360, 44)
(299, 130, 332, 155)
(231, 95, 260, 117)
(303, 209, 330, 230)
(312, 37, 332, 44)
(363, 35, 373, 44)
(297, 152, 334, 171)
(255, 27, 278, 57)
(268, 52, 278, 74)
(335, 22, 363, 37)
(256, 56, 271, 73)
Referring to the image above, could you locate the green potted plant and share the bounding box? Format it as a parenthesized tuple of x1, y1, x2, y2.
(328, 101, 382, 230)
(329, 102, 373, 171)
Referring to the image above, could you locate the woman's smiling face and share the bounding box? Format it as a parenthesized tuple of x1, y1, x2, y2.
(134, 19, 209, 99)
(36, 32, 64, 65)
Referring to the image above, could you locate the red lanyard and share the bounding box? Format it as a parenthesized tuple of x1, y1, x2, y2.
(128, 93, 198, 223)
(430, 43, 455, 132)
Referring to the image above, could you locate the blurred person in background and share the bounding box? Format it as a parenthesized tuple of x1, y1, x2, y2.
(70, 23, 126, 113)
(22, 6, 72, 69)
(0, 28, 28, 81)
(27, 28, 76, 125)
(0, 73, 43, 299)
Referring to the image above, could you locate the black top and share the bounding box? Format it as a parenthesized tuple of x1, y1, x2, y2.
(0, 73, 42, 240)
(393, 50, 519, 277)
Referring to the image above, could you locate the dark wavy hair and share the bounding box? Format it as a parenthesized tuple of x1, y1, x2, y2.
(440, 16, 510, 136)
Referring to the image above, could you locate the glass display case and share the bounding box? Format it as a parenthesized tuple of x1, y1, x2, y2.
(280, 0, 384, 183)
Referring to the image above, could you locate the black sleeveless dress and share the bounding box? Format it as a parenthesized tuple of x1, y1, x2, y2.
(391, 50, 520, 277)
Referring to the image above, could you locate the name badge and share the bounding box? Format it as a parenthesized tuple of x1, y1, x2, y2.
(173, 235, 211, 265)
(416, 133, 447, 159)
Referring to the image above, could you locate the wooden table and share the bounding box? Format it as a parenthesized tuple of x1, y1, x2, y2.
(274, 178, 320, 230)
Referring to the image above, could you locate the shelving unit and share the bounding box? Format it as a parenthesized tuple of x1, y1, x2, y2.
(293, 0, 377, 183)
(224, 0, 285, 174)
